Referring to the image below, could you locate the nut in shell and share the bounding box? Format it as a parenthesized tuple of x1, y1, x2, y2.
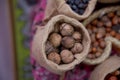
(47, 52, 61, 64)
(49, 33, 62, 47)
(60, 50, 74, 64)
(71, 43, 83, 54)
(72, 31, 82, 42)
(62, 36, 75, 48)
(60, 23, 74, 36)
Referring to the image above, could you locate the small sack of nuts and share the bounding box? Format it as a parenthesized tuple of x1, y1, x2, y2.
(32, 15, 91, 75)
(89, 55, 120, 80)
(44, 0, 97, 21)
(55, 0, 97, 20)
(83, 6, 120, 65)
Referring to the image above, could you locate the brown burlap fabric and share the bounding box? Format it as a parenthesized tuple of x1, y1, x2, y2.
(44, 0, 97, 21)
(89, 55, 120, 80)
(32, 15, 91, 75)
(83, 6, 120, 65)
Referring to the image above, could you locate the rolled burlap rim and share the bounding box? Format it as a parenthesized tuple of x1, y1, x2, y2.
(83, 6, 120, 65)
(32, 15, 91, 75)
(89, 55, 120, 80)
(98, 0, 120, 3)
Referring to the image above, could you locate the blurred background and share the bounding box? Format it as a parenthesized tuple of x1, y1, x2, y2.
(0, 0, 39, 80)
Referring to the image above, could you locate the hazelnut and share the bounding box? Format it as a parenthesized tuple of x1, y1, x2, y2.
(114, 70, 120, 76)
(106, 28, 112, 32)
(91, 34, 96, 42)
(101, 16, 109, 22)
(108, 12, 115, 18)
(87, 54, 95, 59)
(49, 33, 62, 47)
(62, 37, 75, 48)
(71, 43, 83, 53)
(92, 47, 97, 53)
(110, 30, 116, 37)
(92, 19, 98, 25)
(48, 52, 61, 64)
(96, 33, 104, 39)
(98, 27, 106, 35)
(105, 21, 112, 27)
(100, 41, 106, 49)
(95, 52, 102, 58)
(115, 33, 120, 40)
(96, 28, 106, 39)
(108, 76, 117, 80)
(60, 23, 74, 36)
(72, 31, 82, 42)
(87, 24, 92, 29)
(112, 16, 119, 25)
(97, 47, 103, 53)
(92, 26, 97, 33)
(60, 50, 74, 64)
(97, 21, 104, 27)
(93, 41, 99, 47)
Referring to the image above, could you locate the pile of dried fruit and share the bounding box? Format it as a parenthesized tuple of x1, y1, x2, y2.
(66, 0, 90, 15)
(86, 10, 120, 59)
(105, 68, 120, 80)
(45, 23, 83, 64)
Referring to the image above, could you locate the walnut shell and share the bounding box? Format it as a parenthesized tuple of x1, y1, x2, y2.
(71, 43, 83, 54)
(72, 31, 82, 42)
(49, 33, 62, 47)
(60, 50, 74, 64)
(47, 52, 61, 64)
(62, 36, 75, 48)
(60, 23, 74, 36)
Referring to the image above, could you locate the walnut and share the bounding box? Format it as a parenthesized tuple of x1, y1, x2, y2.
(60, 50, 74, 64)
(71, 43, 83, 54)
(47, 52, 61, 64)
(49, 33, 62, 47)
(72, 31, 82, 42)
(60, 23, 74, 36)
(62, 36, 75, 48)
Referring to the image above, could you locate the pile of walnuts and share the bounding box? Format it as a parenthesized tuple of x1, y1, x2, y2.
(45, 23, 84, 64)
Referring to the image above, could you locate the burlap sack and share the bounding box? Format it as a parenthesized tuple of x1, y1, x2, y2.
(44, 0, 97, 21)
(32, 15, 91, 75)
(98, 0, 120, 3)
(89, 55, 120, 80)
(83, 6, 120, 65)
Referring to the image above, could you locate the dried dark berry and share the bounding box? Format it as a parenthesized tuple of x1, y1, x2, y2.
(74, 0, 81, 5)
(71, 5, 77, 10)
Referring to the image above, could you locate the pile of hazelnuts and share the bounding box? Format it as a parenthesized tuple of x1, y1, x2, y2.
(105, 68, 120, 80)
(86, 10, 120, 59)
(45, 23, 83, 64)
